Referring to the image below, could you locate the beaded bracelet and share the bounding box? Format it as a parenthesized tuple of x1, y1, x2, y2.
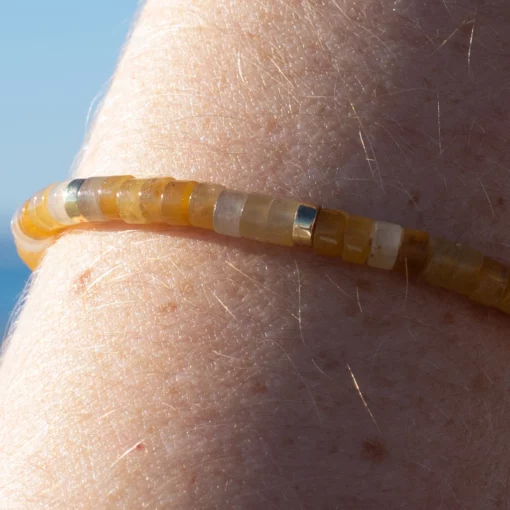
(11, 175, 510, 314)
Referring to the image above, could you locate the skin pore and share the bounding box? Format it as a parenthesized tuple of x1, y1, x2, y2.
(2, 0, 510, 507)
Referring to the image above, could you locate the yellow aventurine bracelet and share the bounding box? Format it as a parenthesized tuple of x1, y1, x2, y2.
(11, 175, 510, 315)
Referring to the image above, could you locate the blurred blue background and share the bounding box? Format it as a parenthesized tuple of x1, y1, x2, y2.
(0, 1, 140, 337)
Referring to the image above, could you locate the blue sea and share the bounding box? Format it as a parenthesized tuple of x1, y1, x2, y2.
(0, 236, 31, 340)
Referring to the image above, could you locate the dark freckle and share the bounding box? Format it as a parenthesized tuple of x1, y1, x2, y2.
(265, 117, 278, 133)
(158, 301, 178, 314)
(497, 196, 505, 207)
(253, 381, 268, 394)
(73, 268, 92, 295)
(361, 439, 388, 463)
(135, 442, 145, 450)
(440, 311, 455, 325)
(471, 372, 492, 392)
(329, 444, 339, 455)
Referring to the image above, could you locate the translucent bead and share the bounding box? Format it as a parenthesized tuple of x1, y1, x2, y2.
(313, 209, 349, 257)
(367, 221, 403, 270)
(139, 178, 175, 223)
(188, 183, 224, 229)
(394, 228, 430, 275)
(30, 187, 60, 232)
(446, 246, 484, 295)
(47, 181, 75, 226)
(162, 180, 198, 226)
(265, 198, 300, 246)
(117, 179, 149, 224)
(11, 212, 53, 255)
(98, 175, 134, 220)
(469, 258, 508, 306)
(237, 194, 301, 246)
(77, 177, 108, 222)
(18, 200, 49, 240)
(239, 194, 274, 242)
(342, 216, 373, 264)
(420, 238, 459, 288)
(213, 189, 249, 237)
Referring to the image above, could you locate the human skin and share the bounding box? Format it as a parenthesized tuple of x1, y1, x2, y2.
(2, 0, 510, 508)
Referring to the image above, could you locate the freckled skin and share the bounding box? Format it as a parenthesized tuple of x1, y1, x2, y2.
(2, 0, 510, 508)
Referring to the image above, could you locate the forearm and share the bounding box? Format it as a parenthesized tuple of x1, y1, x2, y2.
(3, 0, 510, 508)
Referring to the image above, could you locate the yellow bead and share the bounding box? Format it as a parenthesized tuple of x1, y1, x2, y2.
(188, 183, 224, 229)
(469, 258, 508, 306)
(139, 178, 175, 223)
(265, 198, 300, 246)
(313, 208, 349, 257)
(33, 187, 62, 231)
(446, 246, 484, 295)
(342, 215, 373, 264)
(162, 180, 198, 226)
(98, 175, 134, 220)
(239, 194, 274, 242)
(420, 238, 458, 288)
(394, 228, 430, 275)
(19, 200, 53, 239)
(117, 179, 149, 224)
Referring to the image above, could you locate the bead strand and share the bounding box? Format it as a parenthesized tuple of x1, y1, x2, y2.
(11, 176, 510, 315)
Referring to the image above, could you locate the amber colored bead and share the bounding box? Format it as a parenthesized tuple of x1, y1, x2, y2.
(139, 178, 175, 223)
(469, 258, 508, 306)
(98, 175, 134, 220)
(342, 215, 373, 264)
(19, 200, 53, 239)
(239, 194, 274, 242)
(313, 208, 349, 257)
(420, 237, 459, 288)
(188, 183, 223, 229)
(33, 187, 61, 231)
(446, 246, 484, 296)
(394, 228, 430, 275)
(117, 179, 148, 224)
(162, 181, 198, 226)
(265, 198, 300, 246)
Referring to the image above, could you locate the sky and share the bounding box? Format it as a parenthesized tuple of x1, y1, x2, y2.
(0, 1, 140, 243)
